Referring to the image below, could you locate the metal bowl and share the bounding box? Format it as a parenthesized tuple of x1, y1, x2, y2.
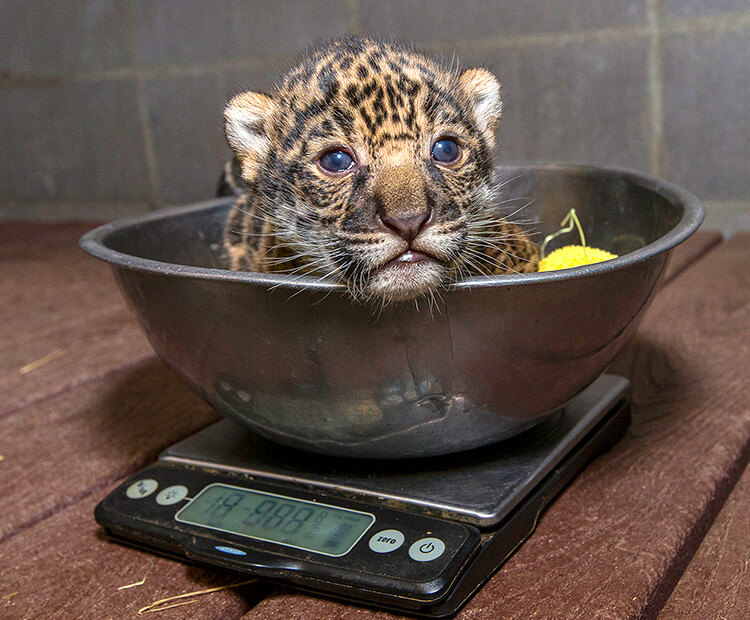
(80, 164, 703, 458)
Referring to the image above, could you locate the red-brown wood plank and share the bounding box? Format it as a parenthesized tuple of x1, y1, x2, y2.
(662, 230, 721, 283)
(659, 462, 750, 620)
(0, 359, 219, 541)
(0, 222, 154, 417)
(240, 236, 750, 619)
(0, 221, 101, 254)
(0, 492, 272, 619)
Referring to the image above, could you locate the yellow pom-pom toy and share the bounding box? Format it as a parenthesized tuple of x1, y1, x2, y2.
(538, 245, 618, 271)
(537, 209, 618, 272)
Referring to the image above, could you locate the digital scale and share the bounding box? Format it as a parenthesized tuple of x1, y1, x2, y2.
(96, 375, 630, 617)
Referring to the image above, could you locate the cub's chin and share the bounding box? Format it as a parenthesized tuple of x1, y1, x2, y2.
(361, 255, 447, 302)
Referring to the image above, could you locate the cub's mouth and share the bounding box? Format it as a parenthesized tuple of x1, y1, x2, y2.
(382, 250, 439, 268)
(361, 250, 448, 302)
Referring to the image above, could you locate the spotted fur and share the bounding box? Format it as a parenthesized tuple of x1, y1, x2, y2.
(222, 37, 538, 302)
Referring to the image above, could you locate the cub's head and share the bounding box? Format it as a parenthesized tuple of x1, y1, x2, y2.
(225, 37, 506, 302)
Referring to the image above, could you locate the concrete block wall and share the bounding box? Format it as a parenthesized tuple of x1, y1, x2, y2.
(1, 1, 748, 234)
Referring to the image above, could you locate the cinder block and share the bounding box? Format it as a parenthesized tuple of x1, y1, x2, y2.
(661, 30, 750, 200)
(475, 39, 651, 172)
(0, 0, 133, 76)
(664, 0, 750, 19)
(144, 62, 286, 204)
(0, 80, 151, 201)
(134, 0, 351, 66)
(360, 0, 646, 42)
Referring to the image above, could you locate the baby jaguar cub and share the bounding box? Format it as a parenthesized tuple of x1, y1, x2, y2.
(222, 37, 538, 302)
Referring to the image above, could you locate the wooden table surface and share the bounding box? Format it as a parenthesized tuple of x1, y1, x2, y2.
(1, 222, 748, 619)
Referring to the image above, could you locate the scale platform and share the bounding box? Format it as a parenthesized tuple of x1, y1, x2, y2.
(96, 374, 630, 617)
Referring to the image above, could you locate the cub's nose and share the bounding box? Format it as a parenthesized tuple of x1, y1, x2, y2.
(373, 165, 432, 243)
(378, 211, 430, 243)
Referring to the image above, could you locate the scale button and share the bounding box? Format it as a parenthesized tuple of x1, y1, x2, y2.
(368, 529, 405, 553)
(156, 485, 189, 505)
(125, 479, 158, 499)
(408, 537, 446, 562)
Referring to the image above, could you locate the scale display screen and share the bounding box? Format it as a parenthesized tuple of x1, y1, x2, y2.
(176, 483, 375, 557)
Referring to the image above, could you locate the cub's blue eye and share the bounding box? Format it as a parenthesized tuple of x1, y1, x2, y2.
(431, 138, 461, 164)
(319, 150, 355, 173)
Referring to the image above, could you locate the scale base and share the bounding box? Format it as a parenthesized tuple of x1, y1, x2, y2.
(99, 375, 630, 618)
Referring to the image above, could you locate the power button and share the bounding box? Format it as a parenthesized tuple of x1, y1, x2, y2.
(408, 537, 446, 562)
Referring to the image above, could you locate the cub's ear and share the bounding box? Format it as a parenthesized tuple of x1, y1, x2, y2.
(458, 68, 502, 146)
(224, 91, 277, 179)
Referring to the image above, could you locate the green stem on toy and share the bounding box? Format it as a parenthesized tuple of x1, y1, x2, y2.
(540, 209, 588, 260)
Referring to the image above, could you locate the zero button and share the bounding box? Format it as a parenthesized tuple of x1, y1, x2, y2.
(368, 529, 405, 553)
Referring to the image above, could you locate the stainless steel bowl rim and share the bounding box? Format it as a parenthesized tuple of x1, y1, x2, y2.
(79, 163, 705, 292)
